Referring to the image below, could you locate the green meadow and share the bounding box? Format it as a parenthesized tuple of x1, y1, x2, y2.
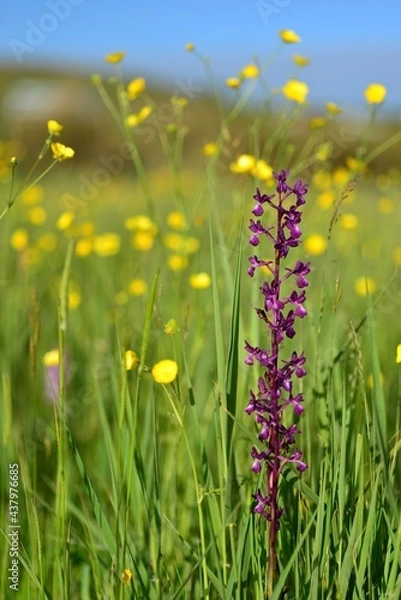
(0, 35, 401, 599)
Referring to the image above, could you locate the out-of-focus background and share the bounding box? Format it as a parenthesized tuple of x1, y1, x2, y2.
(1, 0, 400, 171)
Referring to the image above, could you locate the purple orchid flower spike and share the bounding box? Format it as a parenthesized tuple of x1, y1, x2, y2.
(245, 170, 310, 592)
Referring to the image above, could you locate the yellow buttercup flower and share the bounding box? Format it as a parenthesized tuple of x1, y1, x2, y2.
(315, 142, 332, 162)
(354, 277, 376, 297)
(151, 360, 178, 384)
(346, 156, 366, 174)
(28, 206, 47, 226)
(282, 79, 309, 104)
(394, 247, 401, 266)
(396, 344, 401, 364)
(252, 159, 274, 181)
(185, 43, 195, 52)
(125, 351, 138, 371)
(124, 215, 156, 233)
(21, 184, 44, 205)
(325, 102, 342, 115)
(126, 106, 152, 127)
(279, 29, 301, 43)
(226, 77, 241, 89)
(230, 154, 256, 174)
(47, 120, 63, 135)
(43, 349, 59, 367)
(333, 167, 350, 186)
(128, 278, 147, 296)
(317, 190, 334, 210)
(69, 289, 81, 310)
(122, 568, 133, 584)
(364, 83, 387, 105)
(164, 319, 179, 335)
(167, 211, 187, 230)
(378, 197, 393, 214)
(189, 272, 211, 289)
(75, 238, 93, 257)
(241, 64, 260, 79)
(93, 233, 121, 256)
(127, 77, 146, 100)
(105, 51, 125, 64)
(51, 142, 75, 161)
(77, 221, 95, 237)
(168, 254, 188, 271)
(309, 116, 326, 129)
(132, 231, 155, 251)
(304, 234, 327, 256)
(313, 170, 332, 190)
(56, 211, 75, 230)
(10, 229, 28, 251)
(292, 54, 310, 67)
(202, 142, 218, 156)
(38, 232, 57, 252)
(340, 213, 358, 230)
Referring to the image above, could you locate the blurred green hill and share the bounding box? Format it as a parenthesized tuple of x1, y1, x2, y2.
(1, 64, 400, 175)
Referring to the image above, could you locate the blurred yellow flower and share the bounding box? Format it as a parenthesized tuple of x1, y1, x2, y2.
(125, 350, 138, 370)
(75, 238, 93, 257)
(56, 211, 75, 230)
(122, 568, 133, 585)
(309, 116, 326, 129)
(164, 319, 179, 335)
(168, 254, 188, 271)
(167, 211, 187, 230)
(127, 77, 146, 100)
(28, 206, 47, 226)
(394, 246, 401, 266)
(317, 190, 335, 210)
(189, 272, 211, 289)
(364, 83, 387, 105)
(151, 359, 178, 384)
(164, 233, 185, 252)
(313, 170, 332, 190)
(315, 142, 332, 162)
(282, 79, 309, 104)
(230, 154, 256, 174)
(115, 291, 128, 305)
(226, 77, 241, 89)
(325, 102, 342, 115)
(375, 174, 391, 191)
(21, 184, 44, 205)
(340, 213, 358, 230)
(38, 232, 57, 252)
(396, 344, 401, 364)
(346, 156, 366, 173)
(10, 229, 28, 251)
(377, 197, 393, 214)
(184, 237, 200, 254)
(126, 106, 152, 127)
(51, 142, 75, 161)
(43, 349, 59, 367)
(252, 159, 273, 181)
(292, 54, 310, 67)
(354, 277, 376, 297)
(305, 234, 327, 256)
(77, 221, 95, 237)
(69, 289, 81, 310)
(241, 64, 260, 78)
(132, 231, 155, 251)
(105, 51, 125, 64)
(202, 142, 218, 156)
(47, 120, 63, 135)
(124, 215, 156, 233)
(279, 29, 301, 43)
(128, 278, 147, 296)
(333, 167, 350, 186)
(10, 156, 18, 166)
(185, 42, 195, 52)
(93, 233, 121, 256)
(171, 96, 188, 108)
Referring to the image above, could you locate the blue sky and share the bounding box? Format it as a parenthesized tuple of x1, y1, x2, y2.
(1, 0, 401, 111)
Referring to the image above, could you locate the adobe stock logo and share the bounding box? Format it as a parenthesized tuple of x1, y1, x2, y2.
(8, 0, 85, 64)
